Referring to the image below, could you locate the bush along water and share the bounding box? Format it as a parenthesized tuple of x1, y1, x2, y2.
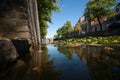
(56, 36, 120, 47)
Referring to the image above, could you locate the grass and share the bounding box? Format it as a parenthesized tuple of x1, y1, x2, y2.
(56, 36, 120, 47)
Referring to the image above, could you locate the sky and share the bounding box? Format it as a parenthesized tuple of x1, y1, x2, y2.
(46, 0, 120, 38)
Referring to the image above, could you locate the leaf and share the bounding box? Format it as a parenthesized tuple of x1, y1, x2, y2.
(32, 66, 41, 72)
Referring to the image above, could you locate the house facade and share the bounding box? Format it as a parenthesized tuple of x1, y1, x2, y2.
(63, 2, 120, 38)
(115, 3, 120, 14)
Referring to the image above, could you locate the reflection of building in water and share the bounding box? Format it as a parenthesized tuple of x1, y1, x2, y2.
(57, 45, 120, 80)
(86, 46, 120, 80)
(81, 56, 87, 63)
(74, 47, 87, 63)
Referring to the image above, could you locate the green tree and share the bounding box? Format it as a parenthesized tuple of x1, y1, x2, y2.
(56, 27, 63, 38)
(74, 23, 82, 31)
(37, 0, 60, 38)
(56, 20, 73, 38)
(62, 20, 73, 35)
(84, 0, 116, 32)
(54, 34, 59, 38)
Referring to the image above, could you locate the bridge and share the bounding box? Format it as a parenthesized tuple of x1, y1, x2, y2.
(42, 38, 54, 44)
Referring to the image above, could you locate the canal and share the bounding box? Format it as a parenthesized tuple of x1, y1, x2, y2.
(0, 44, 120, 80)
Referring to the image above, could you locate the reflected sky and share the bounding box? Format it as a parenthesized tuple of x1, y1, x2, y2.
(47, 44, 91, 80)
(47, 44, 120, 80)
(0, 44, 120, 80)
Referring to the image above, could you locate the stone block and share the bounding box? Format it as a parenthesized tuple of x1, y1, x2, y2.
(15, 26, 29, 32)
(15, 32, 30, 39)
(0, 39, 19, 68)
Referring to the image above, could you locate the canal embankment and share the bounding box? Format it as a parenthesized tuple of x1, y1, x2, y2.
(55, 36, 120, 48)
(0, 38, 31, 70)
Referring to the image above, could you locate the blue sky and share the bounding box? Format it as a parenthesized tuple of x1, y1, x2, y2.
(46, 0, 120, 38)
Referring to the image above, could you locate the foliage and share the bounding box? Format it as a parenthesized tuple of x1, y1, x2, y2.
(74, 23, 82, 31)
(56, 27, 64, 38)
(57, 36, 120, 46)
(37, 0, 60, 38)
(54, 34, 59, 38)
(84, 0, 116, 32)
(63, 20, 73, 34)
(56, 20, 73, 38)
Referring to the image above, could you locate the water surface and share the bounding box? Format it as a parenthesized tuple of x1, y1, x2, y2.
(0, 44, 120, 80)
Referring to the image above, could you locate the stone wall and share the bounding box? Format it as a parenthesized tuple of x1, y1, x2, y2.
(0, 0, 41, 49)
(0, 0, 30, 39)
(0, 39, 18, 68)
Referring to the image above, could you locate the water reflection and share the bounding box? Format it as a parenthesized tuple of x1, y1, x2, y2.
(56, 45, 120, 80)
(0, 45, 62, 80)
(40, 46, 62, 80)
(0, 44, 120, 80)
(49, 45, 91, 80)
(85, 46, 120, 80)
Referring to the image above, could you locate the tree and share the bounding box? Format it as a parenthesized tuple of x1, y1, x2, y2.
(56, 20, 73, 38)
(37, 0, 60, 38)
(62, 20, 73, 34)
(84, 0, 116, 32)
(54, 34, 59, 39)
(74, 23, 82, 31)
(56, 27, 63, 38)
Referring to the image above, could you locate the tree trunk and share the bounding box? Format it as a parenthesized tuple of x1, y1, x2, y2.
(86, 21, 89, 33)
(88, 20, 91, 33)
(97, 17, 103, 32)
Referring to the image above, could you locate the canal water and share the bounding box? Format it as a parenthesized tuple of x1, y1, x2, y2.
(0, 44, 120, 80)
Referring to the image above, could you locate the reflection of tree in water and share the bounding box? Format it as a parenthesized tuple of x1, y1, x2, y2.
(57, 45, 120, 80)
(57, 46, 87, 62)
(41, 45, 62, 80)
(86, 46, 120, 80)
(73, 47, 87, 63)
(57, 46, 73, 60)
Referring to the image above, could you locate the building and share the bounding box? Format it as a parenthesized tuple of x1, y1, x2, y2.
(113, 2, 120, 22)
(69, 2, 120, 38)
(74, 17, 88, 34)
(115, 2, 120, 14)
(90, 18, 107, 32)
